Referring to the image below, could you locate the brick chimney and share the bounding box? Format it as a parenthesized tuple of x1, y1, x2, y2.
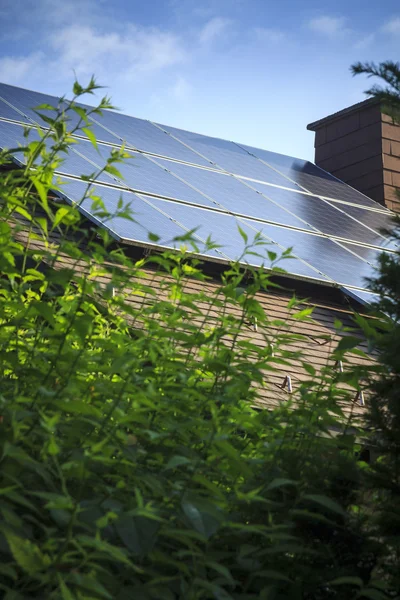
(307, 99, 400, 212)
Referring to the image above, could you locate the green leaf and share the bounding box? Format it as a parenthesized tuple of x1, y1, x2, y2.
(148, 232, 160, 242)
(82, 126, 98, 150)
(181, 498, 222, 539)
(3, 530, 48, 575)
(54, 400, 102, 418)
(30, 492, 74, 510)
(193, 578, 235, 599)
(31, 177, 50, 213)
(59, 579, 76, 600)
(293, 307, 314, 320)
(72, 105, 89, 123)
(302, 494, 346, 517)
(115, 515, 159, 555)
(0, 564, 18, 580)
(76, 535, 131, 565)
(32, 301, 55, 326)
(104, 164, 123, 179)
(253, 569, 291, 582)
(53, 206, 75, 227)
(335, 335, 362, 353)
(205, 561, 236, 585)
(357, 589, 390, 600)
(69, 573, 113, 599)
(35, 103, 56, 111)
(266, 478, 298, 491)
(303, 362, 316, 376)
(33, 112, 56, 127)
(165, 455, 191, 470)
(237, 226, 248, 244)
(72, 81, 84, 95)
(330, 577, 363, 587)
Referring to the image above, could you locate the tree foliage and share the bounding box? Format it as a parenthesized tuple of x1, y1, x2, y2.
(0, 72, 396, 599)
(351, 60, 400, 595)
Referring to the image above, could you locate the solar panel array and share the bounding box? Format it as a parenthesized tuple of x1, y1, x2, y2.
(0, 82, 396, 305)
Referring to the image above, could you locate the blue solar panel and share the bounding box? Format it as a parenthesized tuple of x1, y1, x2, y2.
(65, 140, 220, 206)
(55, 178, 198, 245)
(340, 241, 388, 266)
(341, 287, 381, 306)
(237, 142, 381, 208)
(240, 220, 378, 287)
(59, 99, 215, 167)
(0, 119, 30, 158)
(0, 97, 31, 124)
(55, 179, 229, 263)
(156, 123, 305, 191)
(0, 120, 102, 176)
(154, 159, 314, 230)
(251, 181, 393, 246)
(0, 122, 220, 208)
(0, 85, 118, 146)
(0, 83, 63, 124)
(0, 83, 215, 168)
(137, 196, 330, 281)
(340, 204, 396, 246)
(1, 81, 397, 295)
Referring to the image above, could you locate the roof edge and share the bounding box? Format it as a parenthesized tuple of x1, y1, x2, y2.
(307, 97, 380, 131)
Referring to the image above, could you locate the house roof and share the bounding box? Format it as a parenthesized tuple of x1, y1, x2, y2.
(0, 82, 394, 307)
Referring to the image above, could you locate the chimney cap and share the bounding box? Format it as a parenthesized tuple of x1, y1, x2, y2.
(307, 97, 380, 131)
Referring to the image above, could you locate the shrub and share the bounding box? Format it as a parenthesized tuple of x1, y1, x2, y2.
(0, 79, 382, 599)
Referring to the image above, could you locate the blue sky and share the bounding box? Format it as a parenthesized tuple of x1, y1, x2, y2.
(0, 0, 399, 160)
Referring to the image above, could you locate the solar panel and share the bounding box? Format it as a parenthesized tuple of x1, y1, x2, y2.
(341, 287, 381, 306)
(88, 111, 215, 167)
(0, 83, 62, 124)
(64, 139, 219, 206)
(0, 121, 223, 208)
(0, 83, 216, 167)
(341, 204, 396, 243)
(250, 181, 393, 246)
(0, 120, 102, 177)
(236, 141, 384, 209)
(240, 220, 376, 288)
(61, 100, 217, 167)
(137, 195, 326, 280)
(156, 123, 305, 191)
(0, 81, 396, 307)
(0, 97, 31, 124)
(153, 159, 314, 230)
(340, 241, 387, 265)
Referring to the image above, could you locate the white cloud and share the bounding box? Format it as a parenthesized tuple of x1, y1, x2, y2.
(170, 76, 192, 101)
(150, 76, 192, 108)
(381, 16, 400, 35)
(354, 33, 375, 50)
(0, 53, 45, 85)
(0, 22, 187, 91)
(307, 15, 349, 37)
(254, 27, 287, 43)
(199, 17, 233, 45)
(51, 24, 186, 80)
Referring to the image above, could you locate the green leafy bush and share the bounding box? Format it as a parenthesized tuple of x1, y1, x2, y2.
(0, 78, 387, 599)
